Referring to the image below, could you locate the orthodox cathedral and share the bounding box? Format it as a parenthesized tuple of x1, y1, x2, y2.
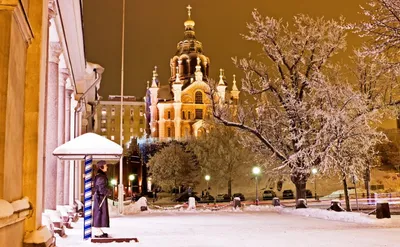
(145, 5, 240, 140)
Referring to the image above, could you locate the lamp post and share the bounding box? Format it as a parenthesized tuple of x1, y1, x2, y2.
(312, 168, 318, 200)
(111, 179, 117, 206)
(129, 174, 135, 196)
(252, 167, 261, 205)
(205, 175, 210, 190)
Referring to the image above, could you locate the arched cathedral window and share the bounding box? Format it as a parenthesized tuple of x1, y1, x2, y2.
(195, 91, 203, 104)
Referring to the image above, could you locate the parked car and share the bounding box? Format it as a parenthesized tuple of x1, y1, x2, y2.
(282, 190, 294, 199)
(232, 193, 246, 201)
(216, 194, 231, 202)
(175, 191, 201, 202)
(305, 189, 313, 199)
(199, 195, 215, 203)
(262, 190, 277, 200)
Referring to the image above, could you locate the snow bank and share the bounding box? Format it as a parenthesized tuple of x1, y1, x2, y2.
(123, 197, 149, 214)
(12, 197, 30, 212)
(24, 225, 52, 244)
(0, 199, 14, 218)
(277, 207, 375, 224)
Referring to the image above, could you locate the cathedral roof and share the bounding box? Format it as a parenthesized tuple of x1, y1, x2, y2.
(176, 5, 203, 56)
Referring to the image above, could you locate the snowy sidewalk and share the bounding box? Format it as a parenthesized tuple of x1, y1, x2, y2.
(57, 206, 400, 247)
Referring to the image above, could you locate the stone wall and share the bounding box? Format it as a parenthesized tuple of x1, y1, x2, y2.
(0, 1, 46, 246)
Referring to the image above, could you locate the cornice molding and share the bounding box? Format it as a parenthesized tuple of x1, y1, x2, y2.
(0, 2, 34, 44)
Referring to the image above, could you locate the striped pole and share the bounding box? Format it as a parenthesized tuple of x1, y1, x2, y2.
(83, 155, 93, 240)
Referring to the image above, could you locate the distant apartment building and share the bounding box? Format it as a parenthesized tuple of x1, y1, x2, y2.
(95, 95, 146, 151)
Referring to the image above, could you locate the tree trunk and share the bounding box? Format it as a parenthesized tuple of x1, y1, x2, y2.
(291, 174, 307, 200)
(342, 176, 351, 211)
(227, 179, 232, 198)
(364, 167, 371, 200)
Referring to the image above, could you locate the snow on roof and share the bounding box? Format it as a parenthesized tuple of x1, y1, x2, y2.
(53, 133, 123, 160)
(0, 199, 13, 218)
(11, 197, 30, 212)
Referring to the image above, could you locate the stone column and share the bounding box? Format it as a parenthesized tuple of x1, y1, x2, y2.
(157, 105, 165, 140)
(65, 88, 73, 205)
(58, 68, 69, 205)
(44, 41, 62, 210)
(173, 102, 182, 139)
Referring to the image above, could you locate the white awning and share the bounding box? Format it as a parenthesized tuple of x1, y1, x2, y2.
(53, 133, 123, 160)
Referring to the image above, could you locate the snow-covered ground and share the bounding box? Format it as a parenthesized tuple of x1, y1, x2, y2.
(57, 205, 400, 247)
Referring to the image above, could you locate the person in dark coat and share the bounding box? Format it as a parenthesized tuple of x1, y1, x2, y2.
(92, 160, 110, 238)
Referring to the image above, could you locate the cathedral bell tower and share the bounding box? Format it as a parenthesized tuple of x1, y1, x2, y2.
(149, 67, 159, 137)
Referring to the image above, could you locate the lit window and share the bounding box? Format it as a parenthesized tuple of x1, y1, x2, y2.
(101, 128, 106, 132)
(140, 110, 143, 116)
(140, 128, 143, 132)
(130, 128, 133, 133)
(195, 109, 203, 119)
(195, 91, 203, 104)
(111, 135, 115, 140)
(111, 108, 115, 116)
(101, 108, 107, 115)
(101, 119, 106, 124)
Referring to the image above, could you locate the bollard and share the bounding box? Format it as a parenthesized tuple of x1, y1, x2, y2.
(272, 197, 280, 207)
(329, 199, 345, 212)
(376, 200, 391, 219)
(296, 198, 307, 209)
(233, 197, 241, 209)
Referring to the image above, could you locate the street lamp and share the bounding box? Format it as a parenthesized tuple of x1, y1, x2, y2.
(252, 167, 261, 205)
(205, 175, 210, 190)
(129, 174, 135, 196)
(311, 168, 318, 200)
(111, 179, 117, 205)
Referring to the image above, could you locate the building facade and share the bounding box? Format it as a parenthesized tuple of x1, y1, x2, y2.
(145, 6, 240, 141)
(0, 1, 103, 246)
(95, 96, 146, 151)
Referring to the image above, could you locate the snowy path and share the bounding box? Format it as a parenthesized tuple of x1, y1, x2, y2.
(57, 209, 400, 247)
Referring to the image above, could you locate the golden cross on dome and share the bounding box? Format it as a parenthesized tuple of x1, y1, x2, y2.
(187, 5, 192, 19)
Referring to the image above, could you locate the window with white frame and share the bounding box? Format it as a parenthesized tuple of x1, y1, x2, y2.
(111, 135, 115, 140)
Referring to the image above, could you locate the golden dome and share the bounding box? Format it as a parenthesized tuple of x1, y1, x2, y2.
(184, 19, 195, 28)
(184, 5, 195, 28)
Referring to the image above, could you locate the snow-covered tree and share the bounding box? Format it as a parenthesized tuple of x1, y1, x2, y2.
(355, 0, 400, 61)
(348, 49, 400, 198)
(208, 10, 376, 200)
(148, 142, 199, 191)
(188, 122, 254, 198)
(310, 77, 386, 210)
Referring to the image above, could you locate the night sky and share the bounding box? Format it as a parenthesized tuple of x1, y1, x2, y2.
(83, 0, 368, 99)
